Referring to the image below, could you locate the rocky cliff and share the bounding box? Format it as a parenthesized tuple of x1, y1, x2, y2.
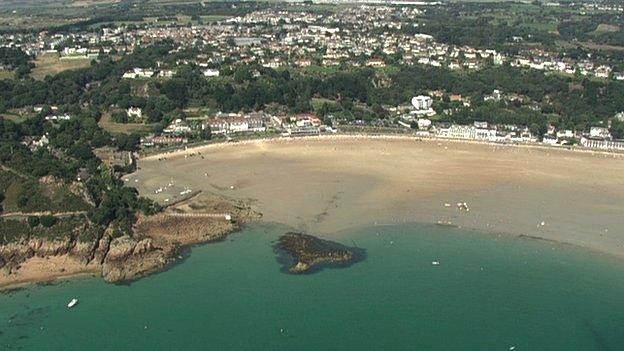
(0, 214, 246, 288)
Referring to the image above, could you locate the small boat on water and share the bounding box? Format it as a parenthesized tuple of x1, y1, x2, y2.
(67, 298, 78, 308)
(431, 261, 440, 266)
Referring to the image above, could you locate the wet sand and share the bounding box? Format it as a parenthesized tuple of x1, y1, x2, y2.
(129, 136, 624, 258)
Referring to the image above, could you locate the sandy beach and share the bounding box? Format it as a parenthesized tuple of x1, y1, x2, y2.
(0, 255, 99, 289)
(129, 136, 624, 258)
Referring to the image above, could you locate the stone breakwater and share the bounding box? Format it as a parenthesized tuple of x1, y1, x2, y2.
(274, 232, 366, 274)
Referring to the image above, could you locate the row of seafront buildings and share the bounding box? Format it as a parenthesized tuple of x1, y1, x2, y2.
(139, 105, 624, 152)
(580, 137, 624, 151)
(399, 94, 624, 151)
(416, 121, 537, 143)
(202, 112, 328, 136)
(578, 125, 624, 151)
(411, 120, 624, 151)
(140, 111, 331, 147)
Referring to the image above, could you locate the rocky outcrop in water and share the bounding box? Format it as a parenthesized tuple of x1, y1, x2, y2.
(0, 193, 262, 288)
(274, 232, 365, 274)
(0, 215, 247, 288)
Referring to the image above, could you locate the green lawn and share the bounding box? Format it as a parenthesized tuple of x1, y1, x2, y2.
(31, 53, 92, 80)
(0, 70, 13, 80)
(99, 112, 158, 135)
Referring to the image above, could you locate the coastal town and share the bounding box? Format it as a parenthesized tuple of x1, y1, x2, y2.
(2, 2, 624, 152)
(2, 1, 624, 349)
(1, 0, 624, 272)
(3, 4, 624, 81)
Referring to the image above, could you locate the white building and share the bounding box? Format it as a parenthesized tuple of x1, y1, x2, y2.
(542, 135, 559, 145)
(589, 126, 612, 139)
(417, 118, 432, 130)
(228, 118, 249, 133)
(581, 137, 624, 150)
(408, 95, 435, 117)
(203, 69, 220, 77)
(411, 95, 433, 110)
(163, 119, 192, 135)
(556, 129, 575, 139)
(158, 70, 176, 78)
(127, 107, 142, 119)
(45, 114, 71, 121)
(122, 68, 154, 79)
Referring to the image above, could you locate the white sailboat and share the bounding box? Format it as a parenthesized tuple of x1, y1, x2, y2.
(67, 298, 78, 308)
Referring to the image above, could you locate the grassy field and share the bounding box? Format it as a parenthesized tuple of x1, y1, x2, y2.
(200, 15, 230, 23)
(0, 108, 35, 124)
(31, 53, 92, 80)
(298, 65, 341, 77)
(594, 24, 620, 34)
(99, 112, 158, 135)
(311, 97, 338, 110)
(0, 113, 27, 124)
(0, 70, 13, 80)
(557, 39, 624, 52)
(1, 174, 91, 214)
(0, 13, 81, 32)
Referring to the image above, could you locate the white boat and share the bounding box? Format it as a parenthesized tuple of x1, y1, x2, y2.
(67, 298, 78, 308)
(431, 261, 440, 266)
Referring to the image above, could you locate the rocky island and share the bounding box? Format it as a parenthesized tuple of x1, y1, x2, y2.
(274, 232, 365, 274)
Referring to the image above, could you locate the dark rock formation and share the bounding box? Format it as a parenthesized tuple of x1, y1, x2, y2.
(274, 232, 366, 274)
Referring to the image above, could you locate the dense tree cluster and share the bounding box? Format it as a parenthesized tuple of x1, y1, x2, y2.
(0, 47, 33, 77)
(558, 17, 624, 47)
(85, 170, 160, 234)
(0, 99, 158, 238)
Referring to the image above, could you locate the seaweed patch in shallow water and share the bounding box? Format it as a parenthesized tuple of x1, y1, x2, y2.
(1, 287, 26, 296)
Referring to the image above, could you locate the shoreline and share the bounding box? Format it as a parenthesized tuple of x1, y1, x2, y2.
(141, 133, 624, 162)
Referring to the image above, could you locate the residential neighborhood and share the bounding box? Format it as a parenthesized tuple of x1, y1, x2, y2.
(2, 5, 623, 82)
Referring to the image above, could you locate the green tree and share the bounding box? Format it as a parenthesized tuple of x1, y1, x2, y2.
(201, 125, 212, 140)
(27, 216, 40, 228)
(40, 215, 57, 228)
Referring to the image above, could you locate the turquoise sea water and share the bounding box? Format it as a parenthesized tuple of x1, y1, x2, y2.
(2, 222, 624, 351)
